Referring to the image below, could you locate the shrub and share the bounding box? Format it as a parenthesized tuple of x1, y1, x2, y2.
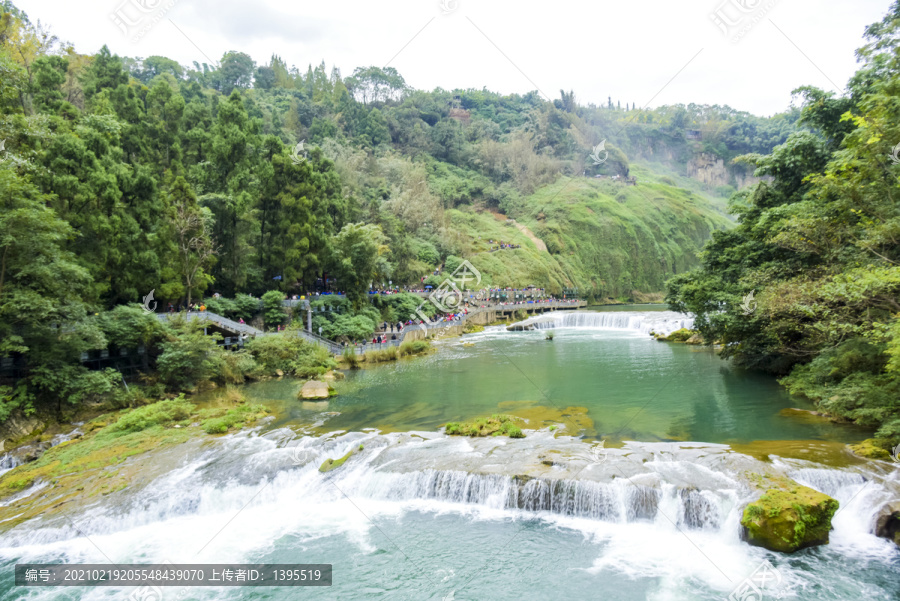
(234, 294, 261, 321)
(399, 340, 430, 356)
(320, 314, 377, 341)
(156, 320, 223, 390)
(341, 347, 360, 369)
(204, 296, 239, 318)
(365, 347, 399, 363)
(262, 290, 287, 330)
(245, 331, 335, 377)
(220, 351, 259, 384)
(108, 397, 195, 434)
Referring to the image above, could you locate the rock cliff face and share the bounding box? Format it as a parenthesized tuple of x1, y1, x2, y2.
(687, 152, 765, 190)
(0, 413, 45, 452)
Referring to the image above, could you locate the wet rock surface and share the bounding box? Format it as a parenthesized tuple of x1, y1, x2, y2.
(740, 477, 839, 553)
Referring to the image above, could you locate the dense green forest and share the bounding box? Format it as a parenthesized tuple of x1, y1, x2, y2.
(7, 0, 875, 431)
(667, 3, 900, 447)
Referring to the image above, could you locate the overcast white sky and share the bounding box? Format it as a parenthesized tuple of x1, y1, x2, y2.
(15, 0, 890, 116)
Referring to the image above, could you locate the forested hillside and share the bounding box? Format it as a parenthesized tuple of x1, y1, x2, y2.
(0, 0, 801, 420)
(0, 0, 796, 304)
(667, 3, 900, 447)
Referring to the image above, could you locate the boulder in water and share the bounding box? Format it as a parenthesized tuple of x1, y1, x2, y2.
(655, 328, 696, 342)
(298, 380, 331, 399)
(847, 438, 892, 460)
(740, 477, 839, 553)
(874, 501, 900, 547)
(7, 440, 52, 465)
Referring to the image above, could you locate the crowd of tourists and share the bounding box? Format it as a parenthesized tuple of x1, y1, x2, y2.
(486, 239, 521, 251)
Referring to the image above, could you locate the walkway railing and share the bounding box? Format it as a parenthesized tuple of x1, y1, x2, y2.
(155, 300, 585, 356)
(156, 311, 263, 336)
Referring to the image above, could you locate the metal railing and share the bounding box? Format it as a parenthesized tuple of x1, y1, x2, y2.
(154, 300, 585, 355)
(156, 311, 263, 336)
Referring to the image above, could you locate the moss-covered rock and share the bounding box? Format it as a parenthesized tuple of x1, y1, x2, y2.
(740, 478, 839, 553)
(847, 438, 892, 460)
(318, 444, 364, 473)
(299, 380, 331, 399)
(444, 414, 525, 438)
(655, 328, 696, 343)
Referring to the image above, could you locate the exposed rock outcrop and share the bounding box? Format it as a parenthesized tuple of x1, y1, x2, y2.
(687, 152, 765, 190)
(875, 501, 900, 547)
(298, 380, 331, 399)
(0, 413, 45, 452)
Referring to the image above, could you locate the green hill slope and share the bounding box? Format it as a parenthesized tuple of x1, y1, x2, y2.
(446, 176, 733, 301)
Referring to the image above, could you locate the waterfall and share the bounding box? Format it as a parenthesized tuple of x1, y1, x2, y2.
(511, 311, 695, 336)
(335, 467, 732, 531)
(0, 425, 83, 478)
(786, 465, 900, 546)
(0, 453, 23, 477)
(3, 433, 898, 601)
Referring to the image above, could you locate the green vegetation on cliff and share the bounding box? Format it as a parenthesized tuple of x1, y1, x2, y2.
(444, 175, 731, 299)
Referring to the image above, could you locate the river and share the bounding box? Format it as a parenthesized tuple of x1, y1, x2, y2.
(1, 309, 898, 600)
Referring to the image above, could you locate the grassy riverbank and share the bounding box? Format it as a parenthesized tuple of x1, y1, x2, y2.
(0, 390, 267, 502)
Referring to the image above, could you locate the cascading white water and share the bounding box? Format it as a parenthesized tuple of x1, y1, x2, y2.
(336, 467, 728, 529)
(780, 463, 900, 555)
(0, 424, 83, 477)
(2, 432, 898, 600)
(0, 453, 22, 476)
(511, 311, 695, 336)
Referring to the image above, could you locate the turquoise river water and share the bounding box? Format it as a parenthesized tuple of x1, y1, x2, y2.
(0, 309, 897, 600)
